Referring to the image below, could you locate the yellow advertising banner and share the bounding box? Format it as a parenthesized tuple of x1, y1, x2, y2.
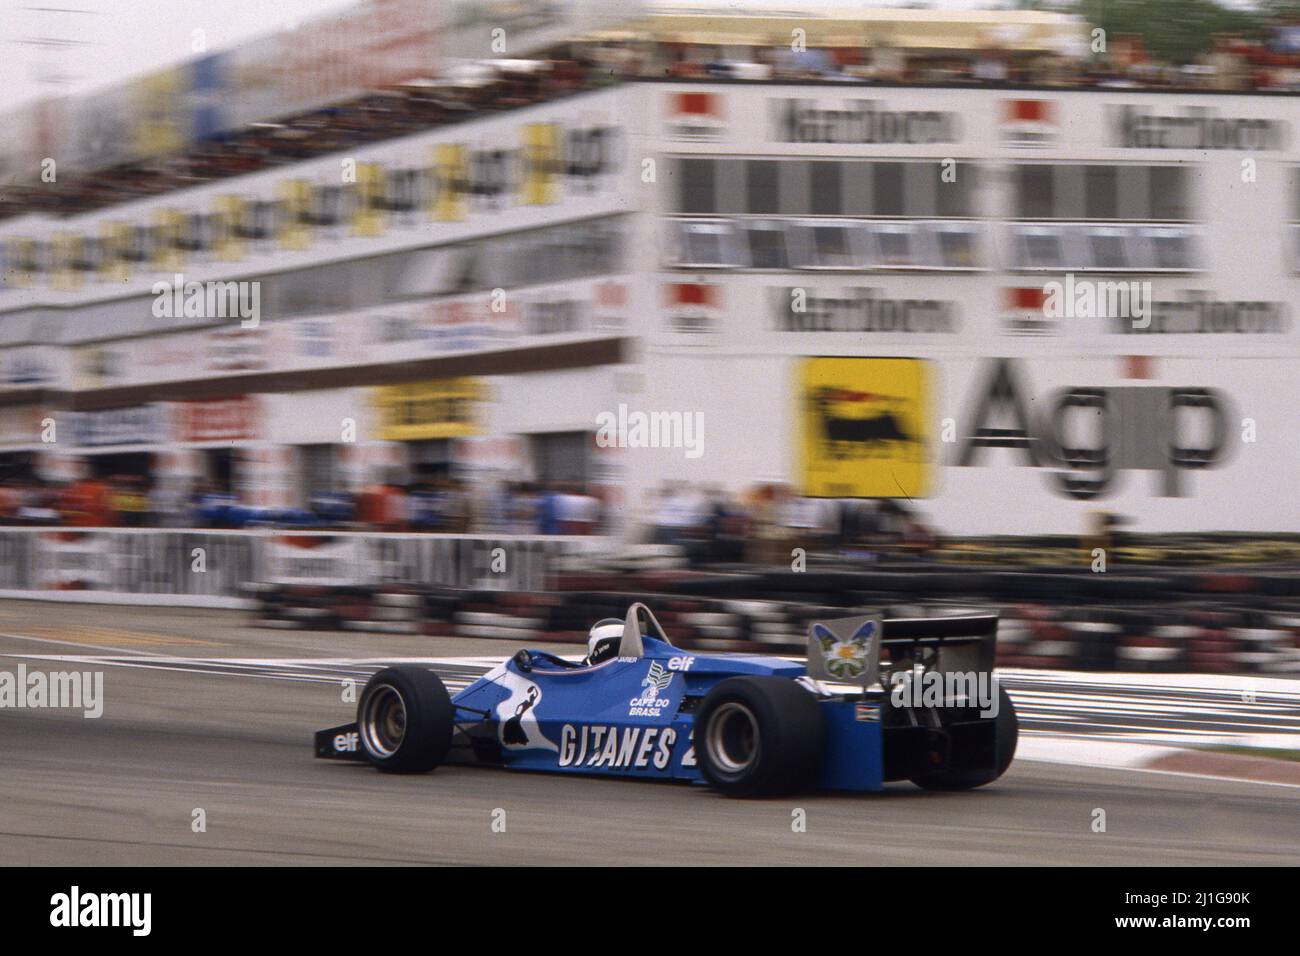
(432, 143, 467, 222)
(372, 378, 484, 441)
(521, 121, 560, 205)
(352, 162, 388, 237)
(152, 208, 186, 271)
(74, 345, 114, 390)
(797, 357, 931, 498)
(277, 179, 313, 250)
(213, 195, 245, 261)
(48, 233, 82, 291)
(134, 69, 187, 159)
(99, 222, 132, 282)
(4, 238, 37, 288)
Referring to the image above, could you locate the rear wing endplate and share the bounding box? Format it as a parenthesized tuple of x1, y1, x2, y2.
(807, 613, 999, 688)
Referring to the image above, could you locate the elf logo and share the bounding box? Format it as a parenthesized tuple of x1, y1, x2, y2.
(334, 731, 359, 752)
(952, 358, 1231, 499)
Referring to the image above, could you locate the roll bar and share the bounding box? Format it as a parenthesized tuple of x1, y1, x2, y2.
(620, 603, 672, 658)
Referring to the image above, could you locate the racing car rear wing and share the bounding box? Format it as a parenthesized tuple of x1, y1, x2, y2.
(880, 614, 998, 643)
(807, 613, 998, 688)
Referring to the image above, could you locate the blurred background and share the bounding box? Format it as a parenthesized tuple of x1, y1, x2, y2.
(0, 0, 1297, 676)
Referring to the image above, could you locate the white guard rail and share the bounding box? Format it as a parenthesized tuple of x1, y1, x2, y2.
(0, 529, 610, 608)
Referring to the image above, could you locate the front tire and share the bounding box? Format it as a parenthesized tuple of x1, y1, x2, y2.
(911, 686, 1018, 791)
(695, 676, 825, 797)
(357, 666, 454, 773)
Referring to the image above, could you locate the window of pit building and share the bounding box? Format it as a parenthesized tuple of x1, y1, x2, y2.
(932, 223, 981, 269)
(673, 157, 978, 219)
(1009, 222, 1202, 273)
(0, 308, 52, 346)
(477, 218, 625, 290)
(530, 431, 591, 485)
(678, 157, 718, 215)
(408, 439, 453, 481)
(299, 443, 339, 505)
(14, 215, 629, 342)
(666, 219, 740, 269)
(1011, 163, 1192, 222)
(1086, 227, 1130, 270)
(664, 218, 985, 272)
(263, 258, 378, 317)
(55, 294, 194, 343)
(739, 220, 790, 270)
(861, 221, 983, 270)
(1007, 163, 1198, 273)
(787, 221, 865, 270)
(201, 447, 235, 495)
(666, 157, 982, 272)
(1144, 227, 1197, 271)
(382, 246, 472, 300)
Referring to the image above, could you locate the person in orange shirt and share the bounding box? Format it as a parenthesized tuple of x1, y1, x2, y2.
(0, 480, 20, 522)
(376, 479, 408, 532)
(354, 483, 381, 527)
(356, 474, 408, 531)
(83, 476, 112, 527)
(61, 477, 108, 527)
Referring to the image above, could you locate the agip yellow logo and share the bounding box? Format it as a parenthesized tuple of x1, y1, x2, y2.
(797, 357, 930, 498)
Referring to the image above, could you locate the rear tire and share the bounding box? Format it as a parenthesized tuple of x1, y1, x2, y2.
(695, 676, 825, 797)
(911, 686, 1018, 791)
(357, 666, 454, 773)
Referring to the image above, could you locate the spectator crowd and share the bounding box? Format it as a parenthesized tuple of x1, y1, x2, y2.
(645, 480, 937, 564)
(0, 470, 936, 562)
(6, 26, 1300, 223)
(0, 472, 609, 537)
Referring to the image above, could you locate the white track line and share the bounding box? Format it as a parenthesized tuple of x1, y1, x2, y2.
(0, 631, 167, 657)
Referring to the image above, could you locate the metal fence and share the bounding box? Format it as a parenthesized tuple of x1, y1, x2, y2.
(0, 529, 607, 607)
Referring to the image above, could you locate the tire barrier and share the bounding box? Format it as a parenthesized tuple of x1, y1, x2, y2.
(249, 577, 1300, 675)
(934, 534, 1300, 569)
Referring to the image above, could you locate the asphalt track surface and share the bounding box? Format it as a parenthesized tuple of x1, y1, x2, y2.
(0, 599, 1297, 866)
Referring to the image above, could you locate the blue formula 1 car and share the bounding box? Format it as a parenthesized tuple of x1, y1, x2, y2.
(315, 603, 1017, 796)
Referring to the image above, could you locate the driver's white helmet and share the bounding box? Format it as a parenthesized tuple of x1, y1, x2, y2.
(586, 618, 624, 664)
